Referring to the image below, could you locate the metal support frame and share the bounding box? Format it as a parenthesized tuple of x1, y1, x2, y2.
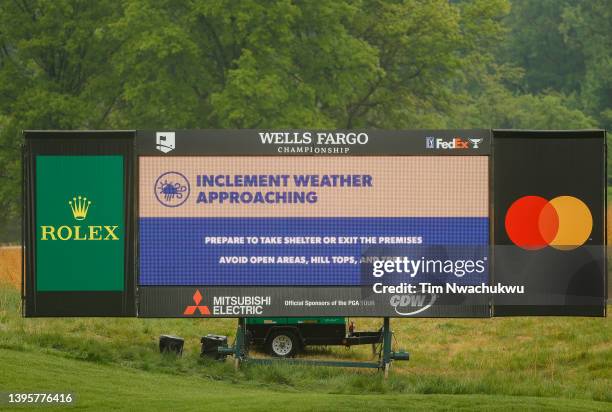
(225, 317, 408, 376)
(382, 317, 392, 377)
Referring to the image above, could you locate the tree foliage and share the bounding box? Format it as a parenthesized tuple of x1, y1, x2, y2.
(0, 0, 609, 239)
(499, 0, 611, 130)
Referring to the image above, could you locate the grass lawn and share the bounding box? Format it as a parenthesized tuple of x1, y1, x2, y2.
(0, 282, 610, 411)
(1, 348, 610, 411)
(0, 244, 610, 411)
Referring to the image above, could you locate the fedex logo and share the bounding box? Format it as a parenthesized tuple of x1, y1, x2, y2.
(425, 137, 481, 150)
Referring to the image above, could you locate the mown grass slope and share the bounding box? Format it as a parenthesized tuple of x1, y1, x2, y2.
(0, 247, 610, 410)
(0, 292, 611, 409)
(1, 348, 610, 411)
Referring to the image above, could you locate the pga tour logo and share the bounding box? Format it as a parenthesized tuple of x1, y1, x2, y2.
(425, 136, 483, 150)
(156, 131, 175, 153)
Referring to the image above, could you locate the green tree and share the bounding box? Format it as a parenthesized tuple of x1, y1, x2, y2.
(498, 0, 585, 94)
(499, 0, 611, 130)
(0, 0, 123, 240)
(1, 0, 606, 241)
(561, 0, 612, 130)
(108, 0, 509, 129)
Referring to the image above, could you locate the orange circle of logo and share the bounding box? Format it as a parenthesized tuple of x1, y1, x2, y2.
(505, 196, 592, 250)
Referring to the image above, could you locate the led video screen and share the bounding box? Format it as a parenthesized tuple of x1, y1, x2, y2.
(139, 155, 489, 307)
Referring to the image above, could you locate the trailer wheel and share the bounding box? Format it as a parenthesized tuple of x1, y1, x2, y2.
(266, 330, 299, 358)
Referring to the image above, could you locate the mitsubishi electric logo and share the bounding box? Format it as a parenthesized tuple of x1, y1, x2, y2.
(39, 196, 120, 241)
(181, 290, 272, 316)
(183, 290, 211, 315)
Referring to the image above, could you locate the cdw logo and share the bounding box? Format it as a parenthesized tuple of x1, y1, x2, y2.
(183, 290, 210, 316)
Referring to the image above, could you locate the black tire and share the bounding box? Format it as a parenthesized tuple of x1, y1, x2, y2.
(265, 330, 300, 358)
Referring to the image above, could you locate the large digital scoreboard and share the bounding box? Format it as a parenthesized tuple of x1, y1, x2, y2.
(23, 130, 607, 318)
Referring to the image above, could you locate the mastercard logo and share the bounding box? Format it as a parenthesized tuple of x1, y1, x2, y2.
(505, 196, 592, 250)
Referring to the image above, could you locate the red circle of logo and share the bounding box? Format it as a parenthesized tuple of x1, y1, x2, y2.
(505, 195, 592, 250)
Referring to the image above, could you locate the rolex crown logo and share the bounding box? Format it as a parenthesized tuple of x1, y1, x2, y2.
(69, 196, 91, 220)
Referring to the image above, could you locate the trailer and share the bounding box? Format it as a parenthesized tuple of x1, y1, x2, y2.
(246, 317, 382, 357)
